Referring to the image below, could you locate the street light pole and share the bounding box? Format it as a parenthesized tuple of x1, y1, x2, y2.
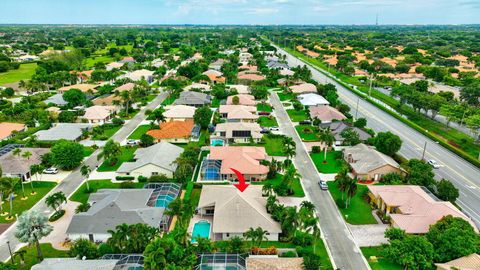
(355, 97, 360, 120)
(369, 74, 373, 97)
(421, 141, 427, 161)
(7, 240, 13, 264)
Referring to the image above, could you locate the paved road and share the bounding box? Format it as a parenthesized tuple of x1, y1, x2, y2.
(270, 92, 370, 270)
(275, 45, 480, 227)
(0, 92, 167, 262)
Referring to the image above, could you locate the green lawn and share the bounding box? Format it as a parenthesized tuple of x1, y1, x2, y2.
(252, 173, 305, 197)
(361, 246, 403, 270)
(11, 243, 70, 270)
(295, 125, 319, 141)
(0, 63, 38, 85)
(310, 151, 345, 173)
(257, 103, 273, 112)
(84, 55, 115, 69)
(257, 116, 278, 127)
(263, 135, 286, 156)
(119, 109, 140, 120)
(161, 94, 178, 106)
(92, 124, 122, 140)
(97, 146, 137, 172)
(278, 92, 294, 101)
(70, 179, 145, 204)
(327, 182, 377, 225)
(128, 125, 151, 140)
(287, 109, 309, 122)
(0, 181, 57, 223)
(211, 97, 221, 108)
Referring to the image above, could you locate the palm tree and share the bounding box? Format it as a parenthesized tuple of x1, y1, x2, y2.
(1, 177, 19, 218)
(118, 90, 132, 117)
(12, 148, 21, 157)
(254, 227, 268, 248)
(29, 164, 44, 195)
(45, 192, 66, 215)
(266, 195, 278, 213)
(14, 210, 53, 261)
(98, 140, 122, 166)
(300, 201, 316, 217)
(312, 225, 321, 254)
(262, 183, 274, 197)
(345, 178, 358, 209)
(284, 146, 296, 160)
(14, 249, 27, 265)
(107, 223, 130, 252)
(335, 171, 349, 201)
(80, 164, 92, 191)
(318, 129, 335, 164)
(75, 202, 90, 213)
(282, 206, 300, 239)
(243, 227, 257, 249)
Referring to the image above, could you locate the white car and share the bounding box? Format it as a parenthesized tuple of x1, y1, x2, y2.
(126, 139, 138, 145)
(43, 167, 59, 174)
(427, 159, 440, 169)
(269, 126, 280, 131)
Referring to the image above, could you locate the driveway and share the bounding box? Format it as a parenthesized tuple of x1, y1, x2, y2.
(347, 224, 389, 247)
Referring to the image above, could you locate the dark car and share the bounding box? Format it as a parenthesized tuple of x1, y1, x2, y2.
(260, 128, 271, 134)
(258, 111, 271, 116)
(299, 120, 312, 125)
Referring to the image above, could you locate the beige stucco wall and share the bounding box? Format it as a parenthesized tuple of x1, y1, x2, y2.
(118, 164, 174, 178)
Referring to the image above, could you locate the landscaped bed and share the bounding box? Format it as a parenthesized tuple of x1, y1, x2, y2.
(0, 181, 57, 223)
(252, 174, 305, 197)
(70, 179, 144, 204)
(361, 246, 403, 270)
(327, 181, 377, 225)
(287, 109, 309, 122)
(295, 125, 319, 141)
(97, 146, 137, 172)
(310, 151, 345, 173)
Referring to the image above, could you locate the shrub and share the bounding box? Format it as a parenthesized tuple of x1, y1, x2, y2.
(311, 146, 321, 153)
(111, 117, 124, 126)
(148, 174, 169, 182)
(280, 251, 297, 258)
(292, 231, 314, 246)
(69, 238, 99, 259)
(138, 175, 148, 183)
(115, 176, 135, 181)
(98, 243, 114, 256)
(48, 209, 65, 222)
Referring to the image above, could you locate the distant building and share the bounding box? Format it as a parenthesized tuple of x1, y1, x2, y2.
(174, 91, 211, 107)
(35, 123, 91, 141)
(0, 122, 26, 141)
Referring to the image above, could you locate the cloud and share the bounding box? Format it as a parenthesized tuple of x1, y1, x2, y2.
(246, 7, 280, 14)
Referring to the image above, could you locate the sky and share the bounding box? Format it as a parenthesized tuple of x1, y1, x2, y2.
(0, 0, 479, 25)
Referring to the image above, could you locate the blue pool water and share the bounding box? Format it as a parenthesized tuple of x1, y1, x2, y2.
(128, 267, 144, 270)
(204, 168, 220, 180)
(210, 139, 224, 146)
(155, 194, 175, 208)
(201, 267, 238, 270)
(191, 220, 211, 243)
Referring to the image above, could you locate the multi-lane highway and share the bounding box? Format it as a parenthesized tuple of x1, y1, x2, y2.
(275, 45, 480, 227)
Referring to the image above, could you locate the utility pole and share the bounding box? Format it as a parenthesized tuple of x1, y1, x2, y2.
(355, 97, 360, 120)
(421, 141, 427, 160)
(7, 241, 13, 264)
(368, 74, 374, 96)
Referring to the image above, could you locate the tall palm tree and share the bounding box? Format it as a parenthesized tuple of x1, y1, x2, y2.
(318, 129, 335, 164)
(262, 183, 274, 197)
(300, 201, 316, 217)
(284, 146, 296, 160)
(254, 227, 268, 249)
(266, 195, 278, 213)
(80, 164, 92, 191)
(243, 227, 257, 249)
(1, 177, 19, 218)
(312, 225, 321, 253)
(29, 164, 44, 195)
(98, 140, 122, 166)
(335, 171, 349, 201)
(345, 178, 358, 209)
(118, 90, 132, 117)
(107, 223, 130, 252)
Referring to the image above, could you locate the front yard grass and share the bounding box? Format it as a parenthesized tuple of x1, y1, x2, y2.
(257, 116, 278, 127)
(257, 103, 273, 112)
(12, 243, 70, 270)
(92, 124, 122, 140)
(263, 135, 286, 156)
(310, 151, 344, 173)
(70, 179, 144, 204)
(0, 62, 37, 85)
(97, 146, 137, 172)
(128, 124, 151, 140)
(82, 146, 95, 157)
(327, 181, 377, 225)
(0, 181, 57, 223)
(252, 173, 305, 197)
(277, 92, 294, 101)
(287, 109, 309, 122)
(361, 246, 403, 270)
(295, 125, 319, 141)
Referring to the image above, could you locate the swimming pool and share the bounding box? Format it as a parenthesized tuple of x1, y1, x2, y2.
(210, 139, 224, 146)
(191, 220, 211, 243)
(155, 194, 175, 208)
(203, 168, 220, 180)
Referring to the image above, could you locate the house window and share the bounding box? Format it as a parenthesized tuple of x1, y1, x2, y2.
(206, 209, 214, 215)
(226, 233, 230, 237)
(152, 172, 159, 175)
(232, 130, 251, 137)
(220, 132, 226, 137)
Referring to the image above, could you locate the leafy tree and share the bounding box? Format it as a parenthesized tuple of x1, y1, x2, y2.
(436, 179, 459, 203)
(460, 82, 480, 106)
(50, 140, 84, 170)
(383, 235, 434, 270)
(373, 131, 402, 156)
(45, 191, 66, 215)
(107, 223, 158, 254)
(384, 227, 406, 241)
(193, 106, 212, 129)
(62, 89, 86, 107)
(425, 216, 480, 263)
(466, 114, 480, 141)
(231, 95, 240, 105)
(69, 238, 99, 259)
(140, 134, 154, 147)
(58, 111, 77, 123)
(14, 210, 53, 261)
(340, 128, 361, 146)
(80, 164, 92, 191)
(143, 236, 197, 270)
(353, 118, 367, 128)
(226, 236, 245, 253)
(405, 159, 435, 188)
(250, 86, 269, 99)
(98, 140, 122, 166)
(380, 173, 404, 185)
(303, 253, 322, 270)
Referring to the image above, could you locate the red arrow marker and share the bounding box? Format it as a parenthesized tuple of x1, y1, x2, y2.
(231, 168, 249, 192)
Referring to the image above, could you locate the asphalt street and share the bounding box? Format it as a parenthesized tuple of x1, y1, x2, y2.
(0, 92, 167, 262)
(275, 45, 480, 227)
(270, 92, 370, 270)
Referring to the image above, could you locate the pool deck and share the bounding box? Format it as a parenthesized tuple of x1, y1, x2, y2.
(189, 214, 214, 240)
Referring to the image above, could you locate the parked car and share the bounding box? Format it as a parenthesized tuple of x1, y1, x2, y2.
(43, 167, 59, 174)
(299, 120, 312, 125)
(258, 111, 271, 116)
(269, 126, 280, 131)
(126, 139, 138, 145)
(427, 159, 440, 169)
(318, 180, 328, 190)
(260, 128, 271, 134)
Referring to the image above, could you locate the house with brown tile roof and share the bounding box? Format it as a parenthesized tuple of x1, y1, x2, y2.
(83, 105, 118, 124)
(219, 105, 258, 123)
(226, 94, 256, 106)
(237, 72, 266, 84)
(147, 120, 194, 143)
(367, 185, 477, 234)
(92, 94, 122, 106)
(203, 70, 226, 84)
(114, 83, 136, 92)
(289, 83, 317, 94)
(58, 83, 99, 93)
(0, 122, 26, 141)
(309, 106, 346, 123)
